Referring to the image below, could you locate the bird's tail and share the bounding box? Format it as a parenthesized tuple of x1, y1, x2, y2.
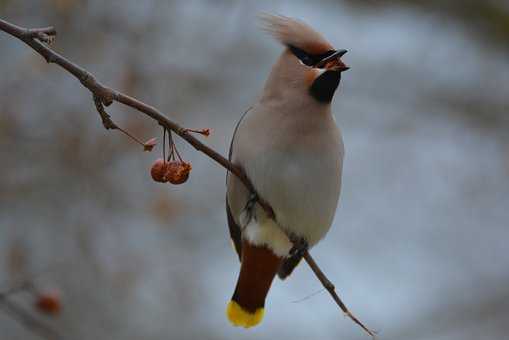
(226, 239, 283, 328)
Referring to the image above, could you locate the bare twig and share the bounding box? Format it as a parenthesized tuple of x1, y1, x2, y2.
(291, 288, 325, 303)
(19, 26, 57, 44)
(93, 95, 117, 130)
(94, 94, 156, 149)
(303, 252, 376, 337)
(0, 18, 374, 337)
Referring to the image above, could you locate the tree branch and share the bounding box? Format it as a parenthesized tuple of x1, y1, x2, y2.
(0, 283, 61, 340)
(0, 18, 374, 338)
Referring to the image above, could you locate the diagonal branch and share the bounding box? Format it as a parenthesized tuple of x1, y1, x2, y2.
(303, 252, 376, 336)
(0, 18, 375, 338)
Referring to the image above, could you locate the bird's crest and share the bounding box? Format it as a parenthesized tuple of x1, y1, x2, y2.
(259, 13, 333, 55)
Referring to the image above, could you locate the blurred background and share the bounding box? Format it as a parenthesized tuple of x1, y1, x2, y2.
(1, 0, 508, 339)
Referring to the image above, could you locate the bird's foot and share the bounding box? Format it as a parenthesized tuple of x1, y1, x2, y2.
(289, 236, 308, 257)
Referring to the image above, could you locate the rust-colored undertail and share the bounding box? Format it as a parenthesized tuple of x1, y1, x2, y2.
(227, 239, 284, 328)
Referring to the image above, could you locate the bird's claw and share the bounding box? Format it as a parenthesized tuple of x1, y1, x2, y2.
(289, 237, 308, 257)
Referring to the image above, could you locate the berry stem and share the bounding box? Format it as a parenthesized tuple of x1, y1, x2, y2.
(163, 127, 167, 161)
(184, 128, 211, 137)
(116, 126, 145, 146)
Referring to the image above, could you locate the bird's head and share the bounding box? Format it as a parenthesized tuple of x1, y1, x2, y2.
(259, 14, 349, 104)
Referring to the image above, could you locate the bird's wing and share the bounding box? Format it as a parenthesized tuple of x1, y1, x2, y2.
(226, 198, 242, 261)
(226, 106, 252, 183)
(226, 107, 252, 261)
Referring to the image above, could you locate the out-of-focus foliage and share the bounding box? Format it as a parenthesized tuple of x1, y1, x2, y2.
(0, 1, 508, 340)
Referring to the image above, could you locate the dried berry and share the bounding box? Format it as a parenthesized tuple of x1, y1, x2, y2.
(35, 290, 61, 315)
(200, 128, 211, 137)
(165, 161, 192, 184)
(184, 128, 212, 137)
(150, 158, 169, 183)
(143, 137, 157, 152)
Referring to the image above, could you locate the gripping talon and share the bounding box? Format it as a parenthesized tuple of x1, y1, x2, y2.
(289, 237, 308, 257)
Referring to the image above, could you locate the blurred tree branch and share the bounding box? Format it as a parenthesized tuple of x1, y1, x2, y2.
(0, 18, 375, 338)
(0, 281, 62, 340)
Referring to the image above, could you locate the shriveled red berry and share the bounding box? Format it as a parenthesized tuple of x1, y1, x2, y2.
(150, 158, 169, 183)
(35, 290, 61, 315)
(165, 161, 192, 184)
(143, 137, 157, 152)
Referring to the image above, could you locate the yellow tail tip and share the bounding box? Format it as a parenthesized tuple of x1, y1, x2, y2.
(226, 300, 264, 328)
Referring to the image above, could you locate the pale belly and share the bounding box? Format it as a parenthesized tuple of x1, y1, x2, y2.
(242, 144, 343, 247)
(229, 104, 344, 250)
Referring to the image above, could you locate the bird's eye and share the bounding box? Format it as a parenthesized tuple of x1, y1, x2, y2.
(289, 46, 339, 67)
(288, 45, 314, 66)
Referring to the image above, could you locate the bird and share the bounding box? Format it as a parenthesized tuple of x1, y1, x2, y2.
(225, 14, 348, 328)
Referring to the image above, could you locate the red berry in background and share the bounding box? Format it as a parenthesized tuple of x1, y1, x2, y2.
(165, 161, 192, 184)
(150, 158, 169, 182)
(35, 290, 61, 315)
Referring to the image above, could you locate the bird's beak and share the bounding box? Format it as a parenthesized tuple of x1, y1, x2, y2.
(336, 49, 348, 58)
(314, 49, 349, 72)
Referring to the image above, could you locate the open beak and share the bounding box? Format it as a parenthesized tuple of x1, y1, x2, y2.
(314, 49, 349, 72)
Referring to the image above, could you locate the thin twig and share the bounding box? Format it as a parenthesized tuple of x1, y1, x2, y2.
(24, 26, 56, 44)
(93, 94, 149, 148)
(303, 252, 376, 337)
(0, 18, 273, 215)
(291, 288, 325, 303)
(163, 127, 167, 160)
(93, 95, 117, 130)
(0, 17, 374, 337)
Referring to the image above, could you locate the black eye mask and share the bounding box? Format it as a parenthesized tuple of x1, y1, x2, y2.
(288, 45, 337, 67)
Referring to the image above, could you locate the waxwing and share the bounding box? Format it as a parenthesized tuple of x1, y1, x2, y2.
(226, 14, 348, 328)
